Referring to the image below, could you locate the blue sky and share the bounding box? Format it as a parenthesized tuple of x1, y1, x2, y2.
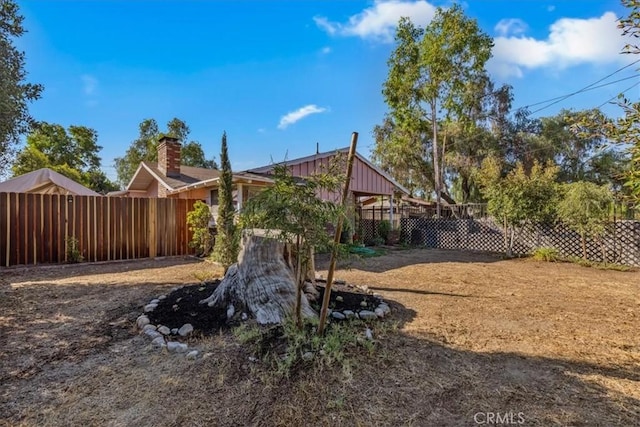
(15, 0, 637, 182)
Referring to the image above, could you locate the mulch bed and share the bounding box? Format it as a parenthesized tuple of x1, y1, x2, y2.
(146, 279, 383, 335)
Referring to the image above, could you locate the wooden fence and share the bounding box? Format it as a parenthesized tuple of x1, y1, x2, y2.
(0, 193, 200, 267)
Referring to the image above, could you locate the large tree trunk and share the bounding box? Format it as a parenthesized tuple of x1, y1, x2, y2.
(200, 231, 317, 325)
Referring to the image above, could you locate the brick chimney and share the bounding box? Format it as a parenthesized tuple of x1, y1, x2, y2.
(157, 136, 181, 178)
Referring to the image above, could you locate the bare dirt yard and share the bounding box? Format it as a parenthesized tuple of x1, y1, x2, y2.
(1, 249, 639, 426)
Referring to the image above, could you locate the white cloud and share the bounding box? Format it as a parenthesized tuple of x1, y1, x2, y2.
(278, 104, 327, 130)
(314, 0, 437, 42)
(81, 74, 98, 95)
(494, 18, 527, 37)
(321, 46, 332, 54)
(547, 5, 556, 12)
(489, 12, 632, 78)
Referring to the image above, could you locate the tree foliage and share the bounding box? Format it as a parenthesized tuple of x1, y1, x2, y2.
(212, 131, 238, 270)
(0, 0, 43, 172)
(114, 118, 217, 186)
(476, 157, 559, 255)
(375, 7, 495, 211)
(557, 182, 613, 260)
(11, 122, 117, 193)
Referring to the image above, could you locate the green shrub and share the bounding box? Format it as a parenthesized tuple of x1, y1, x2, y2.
(65, 236, 83, 263)
(377, 220, 391, 241)
(531, 247, 560, 262)
(187, 200, 214, 256)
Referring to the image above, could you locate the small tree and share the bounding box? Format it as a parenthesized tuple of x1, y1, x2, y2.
(212, 131, 238, 270)
(477, 157, 559, 256)
(240, 162, 344, 329)
(187, 200, 213, 256)
(557, 182, 613, 261)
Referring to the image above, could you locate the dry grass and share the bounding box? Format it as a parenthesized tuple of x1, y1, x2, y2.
(1, 250, 639, 426)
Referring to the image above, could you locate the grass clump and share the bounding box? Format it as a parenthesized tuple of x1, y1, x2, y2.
(532, 247, 561, 262)
(233, 317, 378, 378)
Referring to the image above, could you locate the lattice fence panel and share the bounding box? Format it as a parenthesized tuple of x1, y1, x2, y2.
(401, 217, 640, 266)
(358, 219, 377, 244)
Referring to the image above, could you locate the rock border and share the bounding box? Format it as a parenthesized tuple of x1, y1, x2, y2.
(136, 281, 392, 358)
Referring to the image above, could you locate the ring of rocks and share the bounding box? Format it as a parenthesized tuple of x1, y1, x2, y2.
(135, 278, 392, 359)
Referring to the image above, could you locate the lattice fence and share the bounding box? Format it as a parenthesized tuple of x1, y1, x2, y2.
(401, 217, 640, 266)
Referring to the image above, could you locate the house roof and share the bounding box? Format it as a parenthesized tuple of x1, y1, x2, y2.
(166, 171, 277, 195)
(248, 147, 410, 195)
(126, 161, 221, 192)
(0, 168, 101, 196)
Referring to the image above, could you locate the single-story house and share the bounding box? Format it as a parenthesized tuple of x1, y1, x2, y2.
(116, 136, 410, 224)
(0, 168, 101, 196)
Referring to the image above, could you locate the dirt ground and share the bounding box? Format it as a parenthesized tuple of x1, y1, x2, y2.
(1, 249, 639, 426)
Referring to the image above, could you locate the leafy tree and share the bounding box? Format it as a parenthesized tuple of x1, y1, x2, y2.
(114, 118, 216, 186)
(241, 161, 344, 329)
(11, 122, 117, 193)
(476, 157, 559, 256)
(212, 132, 238, 271)
(376, 7, 494, 214)
(557, 182, 613, 260)
(0, 0, 43, 173)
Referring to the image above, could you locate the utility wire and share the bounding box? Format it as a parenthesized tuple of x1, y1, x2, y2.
(597, 80, 640, 108)
(519, 58, 640, 114)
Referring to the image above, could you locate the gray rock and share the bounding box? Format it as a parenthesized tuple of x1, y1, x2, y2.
(343, 310, 356, 319)
(331, 311, 346, 320)
(374, 308, 385, 318)
(157, 325, 171, 335)
(365, 328, 374, 340)
(227, 304, 235, 319)
(248, 356, 258, 363)
(358, 310, 378, 320)
(186, 350, 199, 360)
(241, 313, 248, 321)
(144, 329, 162, 339)
(142, 324, 157, 332)
(167, 341, 188, 353)
(136, 315, 150, 329)
(378, 303, 391, 315)
(151, 336, 166, 349)
(171, 328, 179, 335)
(158, 295, 167, 300)
(144, 303, 158, 313)
(302, 351, 314, 361)
(150, 299, 160, 305)
(335, 295, 344, 302)
(178, 323, 194, 337)
(360, 300, 368, 308)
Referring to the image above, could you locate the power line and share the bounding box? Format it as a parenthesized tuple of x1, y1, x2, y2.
(519, 58, 640, 114)
(597, 80, 640, 108)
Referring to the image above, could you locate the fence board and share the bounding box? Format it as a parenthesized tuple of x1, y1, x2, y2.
(0, 193, 200, 267)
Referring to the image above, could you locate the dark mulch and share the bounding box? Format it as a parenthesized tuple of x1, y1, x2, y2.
(147, 279, 383, 335)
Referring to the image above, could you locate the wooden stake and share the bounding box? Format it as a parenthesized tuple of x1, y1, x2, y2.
(317, 132, 358, 335)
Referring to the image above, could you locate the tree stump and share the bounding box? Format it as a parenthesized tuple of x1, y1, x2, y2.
(200, 231, 317, 325)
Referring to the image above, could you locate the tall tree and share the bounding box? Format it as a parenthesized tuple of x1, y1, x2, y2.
(11, 122, 117, 193)
(376, 6, 494, 213)
(0, 0, 43, 172)
(212, 131, 238, 271)
(114, 118, 216, 186)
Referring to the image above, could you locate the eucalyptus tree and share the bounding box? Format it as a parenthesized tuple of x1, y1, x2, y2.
(375, 5, 494, 214)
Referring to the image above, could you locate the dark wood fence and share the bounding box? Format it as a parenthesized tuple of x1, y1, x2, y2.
(0, 193, 200, 267)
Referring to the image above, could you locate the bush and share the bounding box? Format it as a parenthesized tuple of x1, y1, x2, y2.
(65, 236, 83, 263)
(377, 220, 391, 241)
(531, 247, 560, 262)
(187, 200, 213, 256)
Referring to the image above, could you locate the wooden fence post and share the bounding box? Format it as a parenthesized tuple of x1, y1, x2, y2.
(149, 198, 157, 258)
